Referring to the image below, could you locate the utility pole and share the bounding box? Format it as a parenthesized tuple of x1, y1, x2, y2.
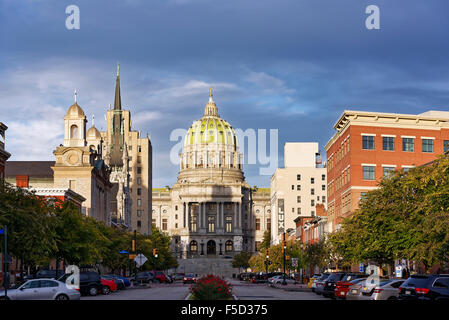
(2, 226, 8, 298)
(282, 232, 287, 285)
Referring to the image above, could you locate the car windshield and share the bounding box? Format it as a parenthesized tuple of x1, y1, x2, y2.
(185, 274, 195, 277)
(327, 273, 343, 281)
(319, 274, 330, 280)
(403, 276, 429, 288)
(351, 278, 366, 284)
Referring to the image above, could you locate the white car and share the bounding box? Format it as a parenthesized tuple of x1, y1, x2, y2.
(269, 275, 296, 285)
(0, 279, 80, 300)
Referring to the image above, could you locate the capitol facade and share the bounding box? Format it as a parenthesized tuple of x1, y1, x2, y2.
(152, 90, 271, 259)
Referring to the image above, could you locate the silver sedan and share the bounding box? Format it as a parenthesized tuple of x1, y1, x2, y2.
(371, 279, 405, 300)
(0, 279, 80, 300)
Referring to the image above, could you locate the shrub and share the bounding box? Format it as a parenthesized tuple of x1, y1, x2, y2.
(190, 274, 233, 300)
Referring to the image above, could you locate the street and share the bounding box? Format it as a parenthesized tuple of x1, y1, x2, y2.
(81, 279, 326, 300)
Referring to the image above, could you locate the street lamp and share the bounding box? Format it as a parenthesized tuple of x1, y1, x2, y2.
(265, 249, 270, 274)
(300, 242, 304, 284)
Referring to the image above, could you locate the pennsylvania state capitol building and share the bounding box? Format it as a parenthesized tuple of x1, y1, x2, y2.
(152, 90, 271, 264)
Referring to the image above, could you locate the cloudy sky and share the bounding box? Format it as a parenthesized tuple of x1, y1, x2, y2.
(1, 0, 449, 187)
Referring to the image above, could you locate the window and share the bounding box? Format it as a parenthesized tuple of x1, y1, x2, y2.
(256, 218, 260, 230)
(225, 216, 232, 233)
(322, 196, 326, 203)
(311, 210, 315, 216)
(137, 220, 141, 228)
(255, 241, 260, 252)
(360, 193, 368, 201)
(191, 216, 197, 232)
(266, 218, 271, 230)
(317, 196, 320, 201)
(137, 167, 142, 174)
(175, 205, 178, 211)
(322, 174, 325, 181)
(297, 185, 301, 191)
(137, 199, 142, 207)
(138, 146, 142, 152)
(297, 207, 301, 215)
(322, 184, 325, 191)
(311, 177, 315, 184)
(402, 138, 414, 152)
(70, 125, 78, 139)
(383, 166, 395, 177)
(292, 208, 295, 213)
(175, 223, 178, 228)
(137, 178, 142, 185)
(162, 219, 167, 230)
(137, 210, 142, 217)
(311, 200, 315, 206)
(311, 188, 315, 195)
(297, 196, 301, 203)
(175, 214, 178, 219)
(362, 135, 375, 150)
(403, 167, 413, 173)
(152, 219, 156, 226)
(190, 240, 198, 253)
(444, 140, 449, 153)
(291, 185, 294, 190)
(297, 174, 301, 181)
(422, 139, 434, 153)
(363, 166, 375, 180)
(383, 136, 395, 151)
(225, 240, 233, 252)
(208, 216, 215, 232)
(137, 188, 142, 195)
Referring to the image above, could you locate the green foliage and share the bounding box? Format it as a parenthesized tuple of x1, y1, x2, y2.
(260, 230, 271, 250)
(0, 182, 178, 273)
(328, 155, 449, 271)
(231, 251, 252, 269)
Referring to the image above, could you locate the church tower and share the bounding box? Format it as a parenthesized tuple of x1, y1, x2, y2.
(63, 91, 87, 147)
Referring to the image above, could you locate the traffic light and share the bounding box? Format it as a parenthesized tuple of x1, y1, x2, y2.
(286, 255, 290, 261)
(153, 248, 158, 257)
(266, 249, 269, 257)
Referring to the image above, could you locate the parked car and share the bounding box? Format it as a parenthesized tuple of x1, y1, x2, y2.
(308, 274, 321, 290)
(153, 271, 168, 283)
(346, 280, 365, 300)
(251, 273, 268, 284)
(357, 278, 392, 300)
(399, 274, 449, 301)
(334, 278, 367, 299)
(173, 273, 185, 281)
(371, 279, 405, 300)
(322, 272, 346, 298)
(165, 274, 174, 283)
(134, 271, 154, 284)
(102, 275, 125, 290)
(100, 277, 117, 294)
(23, 269, 65, 281)
(314, 273, 331, 295)
(183, 273, 197, 284)
(58, 271, 103, 296)
(0, 279, 80, 300)
(106, 274, 131, 288)
(267, 275, 296, 285)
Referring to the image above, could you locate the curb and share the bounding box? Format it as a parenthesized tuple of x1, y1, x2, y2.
(185, 293, 192, 300)
(232, 294, 239, 300)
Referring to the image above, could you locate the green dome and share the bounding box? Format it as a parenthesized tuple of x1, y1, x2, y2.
(184, 90, 238, 147)
(185, 116, 237, 146)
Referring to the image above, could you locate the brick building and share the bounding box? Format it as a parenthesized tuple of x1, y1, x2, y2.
(325, 110, 449, 232)
(0, 122, 11, 180)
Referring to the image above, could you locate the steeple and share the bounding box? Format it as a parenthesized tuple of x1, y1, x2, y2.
(204, 87, 218, 117)
(114, 63, 121, 110)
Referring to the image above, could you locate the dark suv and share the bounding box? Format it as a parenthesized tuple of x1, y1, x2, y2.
(59, 271, 103, 296)
(399, 274, 449, 301)
(322, 272, 346, 298)
(134, 271, 154, 284)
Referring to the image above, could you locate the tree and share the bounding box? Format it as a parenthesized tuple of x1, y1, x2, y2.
(328, 155, 449, 273)
(260, 230, 271, 250)
(232, 252, 252, 271)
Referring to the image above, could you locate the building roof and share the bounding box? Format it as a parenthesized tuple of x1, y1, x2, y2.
(5, 161, 55, 178)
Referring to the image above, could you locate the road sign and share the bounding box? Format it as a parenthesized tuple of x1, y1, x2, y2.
(0, 228, 3, 235)
(119, 250, 129, 254)
(395, 265, 403, 278)
(359, 263, 365, 273)
(129, 254, 137, 260)
(134, 254, 148, 267)
(291, 258, 299, 267)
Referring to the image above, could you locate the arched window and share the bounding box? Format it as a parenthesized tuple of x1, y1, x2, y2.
(190, 240, 198, 253)
(225, 240, 233, 252)
(70, 125, 78, 139)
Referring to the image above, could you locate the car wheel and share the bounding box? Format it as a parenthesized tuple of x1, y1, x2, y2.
(102, 286, 111, 295)
(89, 286, 98, 296)
(0, 296, 10, 300)
(387, 296, 397, 301)
(55, 294, 69, 300)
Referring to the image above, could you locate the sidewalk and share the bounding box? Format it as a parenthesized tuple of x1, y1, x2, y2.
(270, 283, 311, 292)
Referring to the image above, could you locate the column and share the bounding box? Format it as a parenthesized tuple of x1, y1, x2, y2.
(183, 202, 186, 228)
(216, 202, 220, 228)
(238, 202, 242, 229)
(234, 203, 238, 229)
(221, 202, 224, 228)
(188, 203, 191, 231)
